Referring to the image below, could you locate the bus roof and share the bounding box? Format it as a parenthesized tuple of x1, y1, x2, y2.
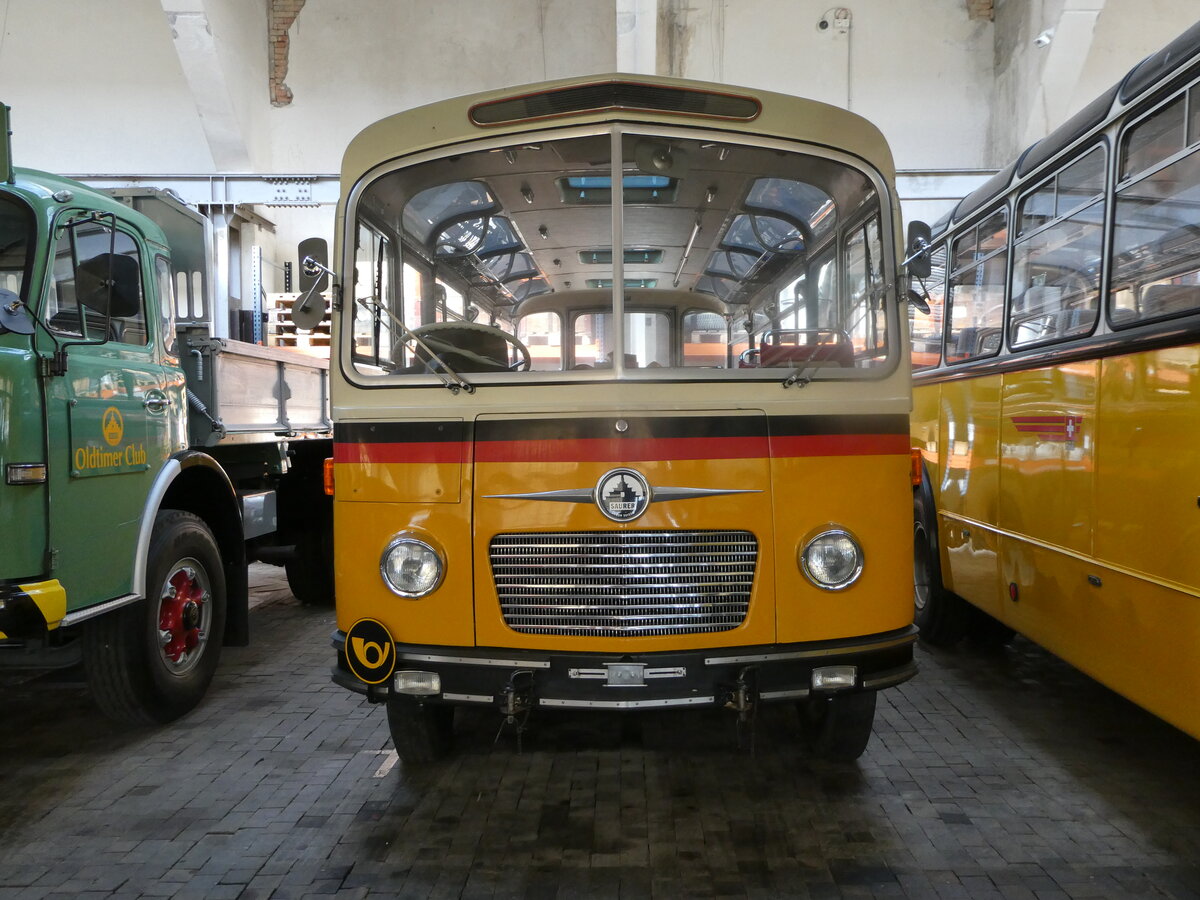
(340, 73, 898, 193)
(947, 20, 1200, 229)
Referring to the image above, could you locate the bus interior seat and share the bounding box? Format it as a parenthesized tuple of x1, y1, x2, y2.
(950, 326, 977, 360)
(1058, 308, 1096, 336)
(758, 340, 852, 368)
(1141, 283, 1200, 318)
(974, 328, 1001, 354)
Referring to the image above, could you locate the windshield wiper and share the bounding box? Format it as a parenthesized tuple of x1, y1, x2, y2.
(355, 296, 474, 395)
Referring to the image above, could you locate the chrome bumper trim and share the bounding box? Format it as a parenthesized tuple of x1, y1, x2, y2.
(398, 652, 551, 670)
(539, 695, 714, 710)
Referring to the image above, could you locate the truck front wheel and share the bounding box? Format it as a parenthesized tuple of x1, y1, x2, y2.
(83, 510, 228, 724)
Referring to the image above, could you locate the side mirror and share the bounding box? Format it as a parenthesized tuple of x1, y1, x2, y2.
(906, 289, 931, 315)
(904, 220, 933, 279)
(77, 252, 141, 318)
(293, 238, 330, 331)
(297, 237, 329, 292)
(0, 288, 34, 335)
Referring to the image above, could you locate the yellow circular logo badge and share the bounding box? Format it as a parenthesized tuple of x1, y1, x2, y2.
(101, 406, 124, 446)
(345, 618, 396, 685)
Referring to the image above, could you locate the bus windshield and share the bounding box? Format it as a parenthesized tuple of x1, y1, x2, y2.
(346, 129, 893, 383)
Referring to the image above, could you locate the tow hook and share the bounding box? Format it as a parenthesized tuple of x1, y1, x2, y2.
(727, 665, 759, 753)
(495, 669, 535, 752)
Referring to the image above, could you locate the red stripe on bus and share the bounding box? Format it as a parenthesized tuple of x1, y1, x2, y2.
(475, 436, 768, 463)
(333, 441, 467, 464)
(334, 433, 908, 465)
(768, 433, 911, 457)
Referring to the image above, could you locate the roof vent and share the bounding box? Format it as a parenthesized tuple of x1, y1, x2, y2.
(470, 81, 761, 126)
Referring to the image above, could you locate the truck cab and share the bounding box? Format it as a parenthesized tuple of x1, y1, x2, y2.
(0, 128, 331, 723)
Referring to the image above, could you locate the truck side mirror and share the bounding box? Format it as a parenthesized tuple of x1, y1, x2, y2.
(77, 252, 141, 318)
(904, 220, 933, 279)
(293, 238, 330, 331)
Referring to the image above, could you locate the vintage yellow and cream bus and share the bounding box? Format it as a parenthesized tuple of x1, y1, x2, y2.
(302, 74, 925, 762)
(909, 21, 1200, 740)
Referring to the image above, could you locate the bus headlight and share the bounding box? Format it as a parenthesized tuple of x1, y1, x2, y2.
(800, 528, 863, 591)
(380, 535, 445, 597)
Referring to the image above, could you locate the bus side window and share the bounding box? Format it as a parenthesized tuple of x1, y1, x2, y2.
(1112, 90, 1200, 326)
(945, 209, 1007, 364)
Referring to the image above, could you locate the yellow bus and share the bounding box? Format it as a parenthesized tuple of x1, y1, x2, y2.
(909, 21, 1200, 740)
(304, 74, 923, 762)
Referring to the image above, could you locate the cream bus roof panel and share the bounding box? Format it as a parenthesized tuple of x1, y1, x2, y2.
(339, 73, 898, 195)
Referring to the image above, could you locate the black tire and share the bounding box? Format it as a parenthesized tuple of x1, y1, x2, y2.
(913, 481, 968, 645)
(386, 695, 454, 764)
(285, 518, 334, 606)
(83, 510, 227, 725)
(799, 691, 877, 761)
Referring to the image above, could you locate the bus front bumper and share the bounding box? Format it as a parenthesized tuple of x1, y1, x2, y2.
(331, 626, 918, 709)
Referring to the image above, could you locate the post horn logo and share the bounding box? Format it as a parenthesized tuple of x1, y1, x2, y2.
(345, 618, 396, 685)
(595, 468, 651, 522)
(102, 406, 124, 447)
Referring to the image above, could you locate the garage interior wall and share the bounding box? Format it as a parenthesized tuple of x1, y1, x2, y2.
(0, 0, 1196, 304)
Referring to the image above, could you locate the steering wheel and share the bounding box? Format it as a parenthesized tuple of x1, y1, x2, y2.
(410, 321, 532, 373)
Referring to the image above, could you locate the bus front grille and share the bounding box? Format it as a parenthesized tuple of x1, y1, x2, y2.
(490, 530, 757, 636)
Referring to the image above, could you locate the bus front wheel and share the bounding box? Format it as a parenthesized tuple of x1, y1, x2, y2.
(386, 695, 454, 764)
(913, 486, 968, 645)
(799, 691, 876, 761)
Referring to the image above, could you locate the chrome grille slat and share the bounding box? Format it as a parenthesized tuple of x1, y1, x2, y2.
(490, 529, 756, 636)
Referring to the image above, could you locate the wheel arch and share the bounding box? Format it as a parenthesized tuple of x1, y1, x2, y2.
(913, 457, 939, 551)
(134, 451, 249, 646)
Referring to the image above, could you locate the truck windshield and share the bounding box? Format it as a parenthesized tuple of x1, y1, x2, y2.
(347, 128, 893, 382)
(0, 194, 33, 303)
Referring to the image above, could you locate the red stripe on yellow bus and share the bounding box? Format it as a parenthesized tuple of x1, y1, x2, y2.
(335, 432, 908, 465)
(768, 433, 911, 457)
(475, 436, 768, 463)
(333, 441, 467, 464)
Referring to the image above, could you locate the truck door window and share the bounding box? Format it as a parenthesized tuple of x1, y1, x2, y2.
(155, 255, 176, 348)
(47, 219, 147, 346)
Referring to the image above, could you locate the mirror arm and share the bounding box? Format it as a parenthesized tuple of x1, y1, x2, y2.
(302, 255, 334, 280)
(902, 236, 931, 269)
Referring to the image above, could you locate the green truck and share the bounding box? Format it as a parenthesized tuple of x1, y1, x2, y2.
(0, 105, 332, 723)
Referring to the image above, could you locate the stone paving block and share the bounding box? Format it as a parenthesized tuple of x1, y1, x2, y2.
(2, 576, 1200, 898)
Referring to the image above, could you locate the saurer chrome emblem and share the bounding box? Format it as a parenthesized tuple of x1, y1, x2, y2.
(483, 472, 758, 513)
(595, 468, 650, 522)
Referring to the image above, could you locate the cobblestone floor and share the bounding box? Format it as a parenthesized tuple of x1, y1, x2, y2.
(0, 567, 1198, 899)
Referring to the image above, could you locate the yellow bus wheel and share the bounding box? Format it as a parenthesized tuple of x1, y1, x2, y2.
(913, 485, 968, 645)
(799, 691, 876, 761)
(386, 695, 454, 764)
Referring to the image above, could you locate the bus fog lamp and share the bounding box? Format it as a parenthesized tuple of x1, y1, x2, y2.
(812, 665, 857, 690)
(394, 670, 441, 695)
(380, 537, 444, 597)
(800, 529, 863, 590)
